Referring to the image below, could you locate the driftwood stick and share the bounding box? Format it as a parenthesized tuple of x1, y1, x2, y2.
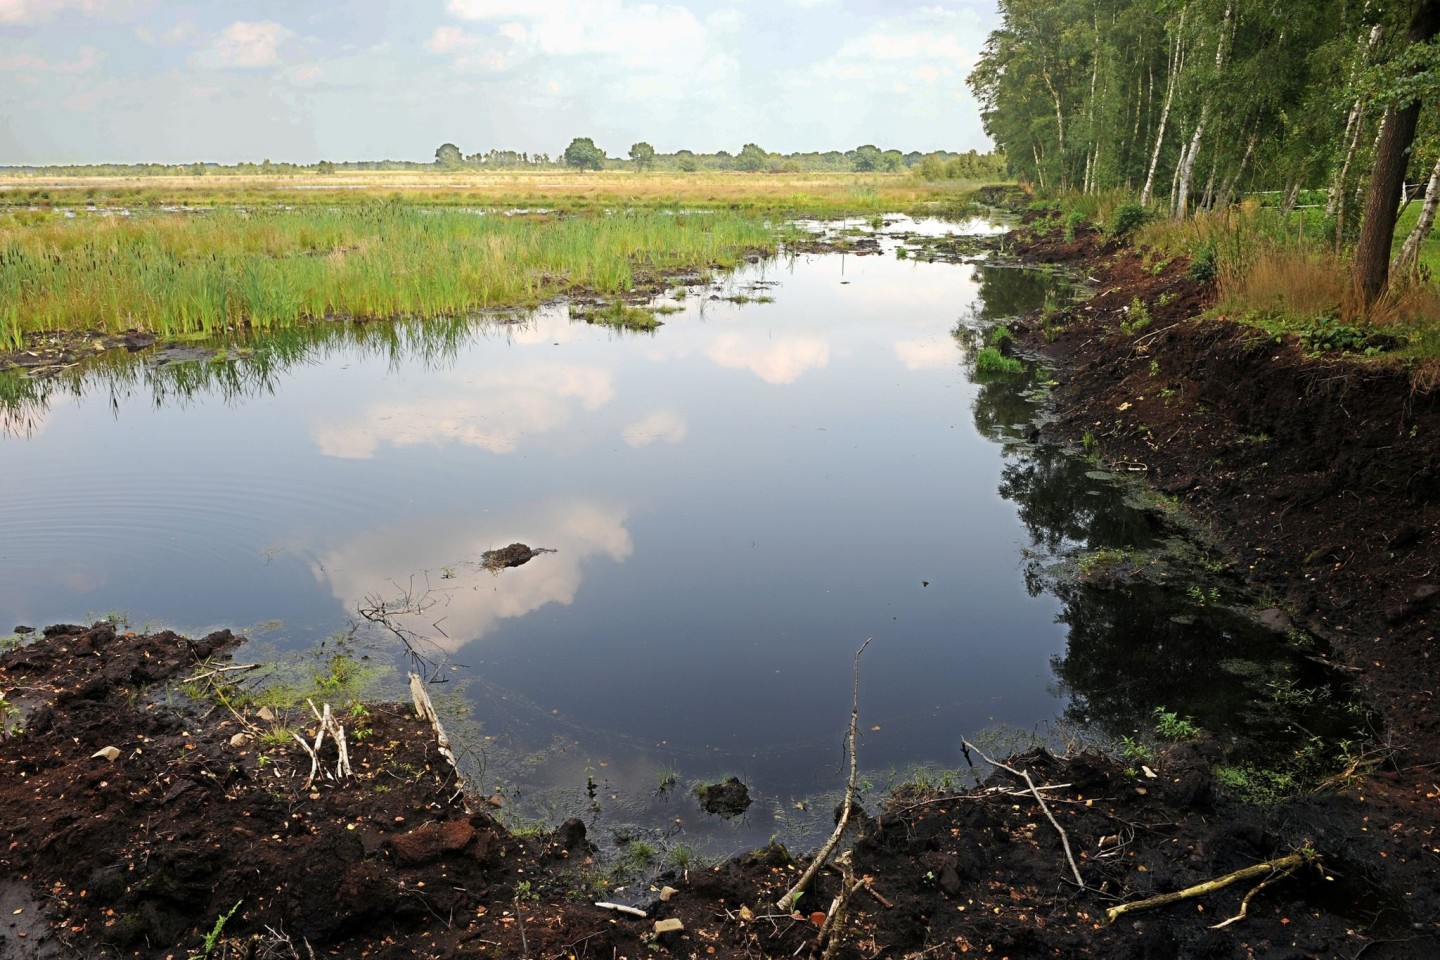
(1106, 851, 1311, 925)
(817, 851, 867, 960)
(1210, 862, 1301, 929)
(775, 638, 872, 913)
(409, 673, 469, 808)
(962, 740, 1084, 889)
(181, 663, 262, 684)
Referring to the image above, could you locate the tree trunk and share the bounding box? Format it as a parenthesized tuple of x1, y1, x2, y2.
(1142, 8, 1186, 206)
(1174, 2, 1233, 218)
(1394, 152, 1440, 277)
(1355, 0, 1440, 302)
(1327, 24, 1384, 219)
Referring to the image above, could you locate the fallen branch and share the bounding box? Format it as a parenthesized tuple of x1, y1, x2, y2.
(409, 673, 469, 810)
(962, 740, 1083, 889)
(817, 851, 867, 960)
(1105, 851, 1313, 925)
(1210, 861, 1302, 929)
(775, 637, 872, 913)
(593, 902, 647, 918)
(180, 662, 261, 685)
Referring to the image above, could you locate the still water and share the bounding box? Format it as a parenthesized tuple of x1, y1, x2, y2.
(0, 217, 1345, 851)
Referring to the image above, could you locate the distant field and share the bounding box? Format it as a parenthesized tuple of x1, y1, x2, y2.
(0, 169, 994, 216)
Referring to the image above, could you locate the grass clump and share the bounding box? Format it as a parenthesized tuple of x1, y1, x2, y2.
(1108, 202, 1151, 238)
(569, 301, 662, 331)
(0, 206, 777, 345)
(974, 345, 1025, 378)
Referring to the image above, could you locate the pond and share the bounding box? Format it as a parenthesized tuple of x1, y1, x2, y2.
(0, 216, 1359, 854)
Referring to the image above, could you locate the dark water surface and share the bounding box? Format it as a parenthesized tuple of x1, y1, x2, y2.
(0, 217, 1353, 852)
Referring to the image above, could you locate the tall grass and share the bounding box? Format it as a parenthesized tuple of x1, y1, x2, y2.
(1134, 200, 1440, 362)
(0, 206, 779, 343)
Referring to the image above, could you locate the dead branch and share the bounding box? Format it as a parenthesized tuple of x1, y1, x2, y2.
(1105, 851, 1312, 925)
(409, 673, 470, 809)
(293, 701, 352, 789)
(1210, 860, 1302, 929)
(180, 663, 262, 685)
(962, 740, 1084, 889)
(775, 637, 872, 913)
(817, 851, 868, 960)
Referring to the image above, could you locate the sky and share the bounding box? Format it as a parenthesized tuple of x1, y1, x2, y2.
(0, 0, 998, 165)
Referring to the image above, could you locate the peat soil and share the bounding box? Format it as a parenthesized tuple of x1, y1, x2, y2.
(4, 217, 1440, 959)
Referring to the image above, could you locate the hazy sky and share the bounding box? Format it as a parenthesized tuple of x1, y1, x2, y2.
(0, 0, 997, 165)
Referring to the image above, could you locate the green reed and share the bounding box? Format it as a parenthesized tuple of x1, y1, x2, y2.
(0, 206, 778, 344)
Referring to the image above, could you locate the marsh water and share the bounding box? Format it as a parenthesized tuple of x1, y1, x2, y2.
(0, 216, 1356, 853)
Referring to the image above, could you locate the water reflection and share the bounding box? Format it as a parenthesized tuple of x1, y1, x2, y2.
(311, 362, 616, 459)
(704, 332, 831, 385)
(314, 499, 633, 651)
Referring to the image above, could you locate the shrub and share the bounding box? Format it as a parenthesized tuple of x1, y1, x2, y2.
(974, 345, 1024, 377)
(1109, 202, 1151, 238)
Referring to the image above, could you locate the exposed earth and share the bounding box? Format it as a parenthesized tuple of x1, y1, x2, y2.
(3, 215, 1440, 958)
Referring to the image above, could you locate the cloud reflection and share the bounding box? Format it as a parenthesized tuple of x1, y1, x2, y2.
(622, 409, 687, 447)
(313, 499, 632, 651)
(893, 338, 958, 370)
(705, 332, 830, 385)
(311, 362, 614, 458)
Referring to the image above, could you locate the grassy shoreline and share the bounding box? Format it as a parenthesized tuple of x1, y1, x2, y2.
(0, 206, 791, 347)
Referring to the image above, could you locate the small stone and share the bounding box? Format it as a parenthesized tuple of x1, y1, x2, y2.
(654, 918, 684, 935)
(659, 886, 678, 902)
(229, 733, 249, 747)
(91, 746, 121, 762)
(257, 706, 275, 722)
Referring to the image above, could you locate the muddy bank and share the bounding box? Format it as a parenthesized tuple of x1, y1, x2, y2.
(3, 620, 1434, 959)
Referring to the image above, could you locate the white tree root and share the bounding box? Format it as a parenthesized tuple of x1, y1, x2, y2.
(962, 740, 1084, 889)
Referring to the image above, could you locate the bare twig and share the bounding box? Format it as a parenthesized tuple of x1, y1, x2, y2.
(409, 673, 469, 810)
(818, 851, 867, 960)
(775, 637, 872, 913)
(593, 902, 647, 918)
(180, 663, 262, 684)
(1106, 851, 1313, 925)
(962, 740, 1084, 889)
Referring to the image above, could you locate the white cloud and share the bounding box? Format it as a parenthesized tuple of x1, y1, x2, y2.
(622, 409, 687, 448)
(706, 332, 830, 385)
(0, 46, 103, 74)
(199, 21, 295, 70)
(0, 0, 122, 23)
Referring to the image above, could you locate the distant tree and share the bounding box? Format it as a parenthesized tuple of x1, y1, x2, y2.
(435, 143, 463, 168)
(851, 144, 884, 172)
(735, 142, 768, 172)
(674, 149, 698, 172)
(316, 160, 336, 175)
(563, 137, 606, 170)
(629, 141, 656, 170)
(188, 162, 206, 177)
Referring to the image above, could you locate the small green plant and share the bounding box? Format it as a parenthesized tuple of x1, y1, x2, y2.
(1298, 315, 1366, 354)
(655, 767, 679, 793)
(1185, 584, 1221, 605)
(1118, 735, 1153, 769)
(1081, 431, 1099, 456)
(1153, 707, 1201, 741)
(192, 900, 242, 959)
(1148, 359, 1161, 377)
(514, 880, 538, 903)
(1063, 210, 1086, 241)
(1187, 242, 1217, 281)
(1120, 296, 1151, 334)
(974, 345, 1025, 378)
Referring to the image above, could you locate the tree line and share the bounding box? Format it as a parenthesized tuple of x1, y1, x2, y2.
(968, 0, 1440, 297)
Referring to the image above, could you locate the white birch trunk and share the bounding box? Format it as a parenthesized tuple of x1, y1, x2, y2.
(1327, 23, 1384, 219)
(1394, 152, 1440, 276)
(1174, 2, 1233, 218)
(1141, 8, 1186, 206)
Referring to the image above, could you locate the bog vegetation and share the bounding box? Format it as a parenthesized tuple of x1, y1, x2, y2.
(972, 0, 1440, 356)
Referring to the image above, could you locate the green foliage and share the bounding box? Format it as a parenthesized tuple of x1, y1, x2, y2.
(1109, 203, 1151, 238)
(974, 345, 1025, 378)
(1298, 315, 1367, 354)
(434, 143, 463, 169)
(192, 900, 242, 959)
(562, 137, 606, 171)
(734, 142, 770, 172)
(1187, 242, 1217, 281)
(1153, 706, 1201, 741)
(1120, 296, 1150, 334)
(628, 142, 656, 171)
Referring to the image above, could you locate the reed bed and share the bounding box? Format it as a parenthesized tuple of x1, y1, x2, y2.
(0, 206, 781, 346)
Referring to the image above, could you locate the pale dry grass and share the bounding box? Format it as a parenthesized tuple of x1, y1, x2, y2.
(0, 170, 988, 214)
